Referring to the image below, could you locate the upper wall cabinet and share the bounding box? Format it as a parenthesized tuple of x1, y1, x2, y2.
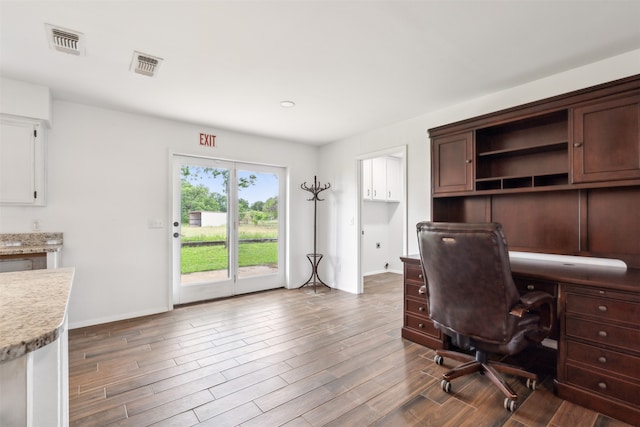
(430, 75, 640, 196)
(385, 156, 401, 202)
(363, 156, 402, 202)
(0, 116, 46, 206)
(571, 92, 640, 183)
(432, 131, 473, 194)
(428, 74, 640, 267)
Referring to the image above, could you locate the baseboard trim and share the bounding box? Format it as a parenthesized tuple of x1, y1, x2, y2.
(69, 305, 171, 329)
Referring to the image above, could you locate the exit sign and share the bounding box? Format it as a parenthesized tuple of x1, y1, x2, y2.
(199, 133, 216, 147)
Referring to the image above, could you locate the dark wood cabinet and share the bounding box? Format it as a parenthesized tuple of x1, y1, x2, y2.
(422, 75, 640, 424)
(556, 284, 640, 425)
(432, 131, 473, 194)
(400, 256, 443, 350)
(571, 92, 640, 183)
(429, 75, 640, 268)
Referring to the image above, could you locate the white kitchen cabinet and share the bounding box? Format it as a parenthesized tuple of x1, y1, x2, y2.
(385, 156, 401, 202)
(362, 158, 373, 200)
(0, 116, 46, 206)
(362, 156, 401, 202)
(371, 157, 387, 201)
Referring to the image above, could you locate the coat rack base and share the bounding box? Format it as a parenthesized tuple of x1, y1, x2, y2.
(299, 253, 331, 293)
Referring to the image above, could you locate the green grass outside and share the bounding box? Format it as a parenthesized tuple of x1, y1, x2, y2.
(180, 224, 278, 274)
(181, 242, 277, 274)
(181, 223, 277, 242)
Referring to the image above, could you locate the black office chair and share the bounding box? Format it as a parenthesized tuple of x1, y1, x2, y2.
(416, 221, 554, 411)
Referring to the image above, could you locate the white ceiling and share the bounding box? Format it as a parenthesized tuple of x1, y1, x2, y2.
(1, 1, 640, 145)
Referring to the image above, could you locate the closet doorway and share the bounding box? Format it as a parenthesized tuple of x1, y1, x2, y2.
(358, 146, 407, 293)
(171, 154, 286, 304)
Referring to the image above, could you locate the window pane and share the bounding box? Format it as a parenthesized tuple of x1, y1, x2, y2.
(237, 170, 279, 278)
(180, 165, 229, 285)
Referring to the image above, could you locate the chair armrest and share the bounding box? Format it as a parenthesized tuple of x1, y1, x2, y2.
(518, 291, 553, 309)
(510, 291, 554, 337)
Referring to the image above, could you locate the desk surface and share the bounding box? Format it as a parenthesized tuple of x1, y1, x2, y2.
(401, 254, 640, 293)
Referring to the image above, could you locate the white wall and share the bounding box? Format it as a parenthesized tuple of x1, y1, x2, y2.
(0, 100, 318, 328)
(361, 201, 403, 275)
(319, 48, 640, 294)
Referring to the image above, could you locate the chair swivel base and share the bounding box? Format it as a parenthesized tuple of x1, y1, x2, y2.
(434, 349, 538, 411)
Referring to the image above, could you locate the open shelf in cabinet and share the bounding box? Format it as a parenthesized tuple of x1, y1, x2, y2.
(475, 110, 569, 189)
(476, 172, 569, 191)
(475, 110, 568, 154)
(477, 140, 567, 159)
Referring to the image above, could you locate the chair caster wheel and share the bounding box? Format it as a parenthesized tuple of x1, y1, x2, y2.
(526, 378, 537, 390)
(441, 380, 452, 393)
(504, 398, 517, 412)
(434, 354, 444, 365)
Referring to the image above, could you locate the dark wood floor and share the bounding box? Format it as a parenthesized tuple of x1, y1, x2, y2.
(68, 273, 632, 427)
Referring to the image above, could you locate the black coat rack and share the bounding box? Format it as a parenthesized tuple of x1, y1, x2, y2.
(299, 176, 331, 292)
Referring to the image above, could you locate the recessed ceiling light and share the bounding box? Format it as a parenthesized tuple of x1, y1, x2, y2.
(280, 101, 296, 108)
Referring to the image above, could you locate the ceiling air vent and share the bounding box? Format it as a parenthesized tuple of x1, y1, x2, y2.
(45, 24, 84, 56)
(130, 51, 163, 77)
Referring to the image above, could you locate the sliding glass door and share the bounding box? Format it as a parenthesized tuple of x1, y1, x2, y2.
(172, 155, 285, 304)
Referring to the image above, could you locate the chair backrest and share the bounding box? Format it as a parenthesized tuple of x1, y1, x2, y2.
(416, 221, 521, 345)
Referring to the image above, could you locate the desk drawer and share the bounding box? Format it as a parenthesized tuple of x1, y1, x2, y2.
(406, 298, 429, 317)
(566, 364, 640, 406)
(565, 292, 639, 325)
(405, 263, 425, 283)
(566, 340, 640, 381)
(404, 313, 440, 338)
(406, 282, 427, 300)
(514, 277, 557, 296)
(565, 316, 640, 353)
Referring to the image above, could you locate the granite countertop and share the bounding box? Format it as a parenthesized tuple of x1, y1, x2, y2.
(0, 232, 63, 256)
(0, 267, 74, 362)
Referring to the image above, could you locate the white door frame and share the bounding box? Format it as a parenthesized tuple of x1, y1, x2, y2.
(171, 153, 286, 305)
(356, 145, 408, 294)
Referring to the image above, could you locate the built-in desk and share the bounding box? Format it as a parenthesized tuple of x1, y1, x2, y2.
(400, 254, 640, 426)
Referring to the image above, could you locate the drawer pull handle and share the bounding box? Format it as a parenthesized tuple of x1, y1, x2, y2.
(418, 274, 423, 279)
(418, 286, 426, 295)
(418, 306, 425, 312)
(598, 331, 608, 338)
(598, 305, 607, 312)
(597, 356, 607, 364)
(418, 323, 424, 328)
(598, 382, 607, 390)
(527, 284, 535, 291)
